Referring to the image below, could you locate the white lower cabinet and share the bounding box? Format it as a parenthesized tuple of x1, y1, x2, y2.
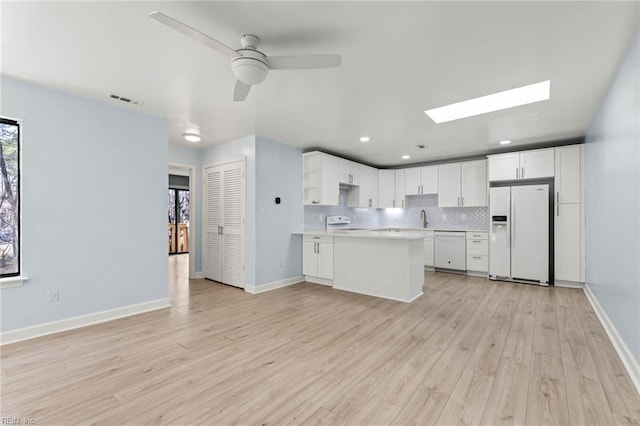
(303, 235, 334, 279)
(424, 233, 434, 267)
(466, 231, 488, 273)
(555, 203, 582, 282)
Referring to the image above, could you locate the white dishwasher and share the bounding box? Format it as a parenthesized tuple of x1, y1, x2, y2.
(435, 231, 466, 271)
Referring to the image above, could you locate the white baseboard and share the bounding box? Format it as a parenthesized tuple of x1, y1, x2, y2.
(583, 284, 640, 395)
(304, 276, 334, 286)
(0, 298, 171, 346)
(555, 280, 584, 289)
(245, 275, 304, 294)
(192, 271, 204, 279)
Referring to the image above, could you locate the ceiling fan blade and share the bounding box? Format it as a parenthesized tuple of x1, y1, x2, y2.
(149, 11, 240, 58)
(233, 80, 251, 102)
(266, 54, 342, 70)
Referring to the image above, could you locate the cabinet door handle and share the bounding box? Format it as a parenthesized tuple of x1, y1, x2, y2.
(472, 240, 481, 243)
(369, 198, 372, 207)
(472, 256, 482, 259)
(521, 166, 524, 179)
(402, 199, 404, 208)
(317, 243, 320, 254)
(516, 167, 519, 179)
(556, 192, 560, 216)
(393, 200, 395, 208)
(461, 196, 464, 206)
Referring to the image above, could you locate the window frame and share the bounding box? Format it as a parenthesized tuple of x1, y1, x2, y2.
(0, 116, 22, 283)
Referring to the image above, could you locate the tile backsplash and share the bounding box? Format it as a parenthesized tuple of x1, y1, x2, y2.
(378, 194, 488, 230)
(304, 189, 380, 230)
(304, 192, 488, 230)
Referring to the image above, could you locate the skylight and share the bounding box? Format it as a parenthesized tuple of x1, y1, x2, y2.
(425, 80, 550, 124)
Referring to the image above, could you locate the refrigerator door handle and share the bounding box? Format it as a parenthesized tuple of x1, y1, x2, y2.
(512, 200, 515, 247)
(556, 192, 560, 216)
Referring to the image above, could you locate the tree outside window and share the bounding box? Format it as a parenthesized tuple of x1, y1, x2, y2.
(0, 118, 20, 277)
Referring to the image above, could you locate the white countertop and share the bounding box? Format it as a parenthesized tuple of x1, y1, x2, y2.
(294, 227, 488, 238)
(293, 229, 428, 240)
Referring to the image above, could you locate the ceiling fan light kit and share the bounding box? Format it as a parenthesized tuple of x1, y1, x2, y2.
(149, 11, 341, 102)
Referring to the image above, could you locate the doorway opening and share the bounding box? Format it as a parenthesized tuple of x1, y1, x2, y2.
(168, 186, 189, 255)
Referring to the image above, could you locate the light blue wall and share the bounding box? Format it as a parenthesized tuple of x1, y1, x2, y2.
(585, 33, 640, 362)
(200, 136, 256, 285)
(0, 77, 169, 332)
(255, 137, 303, 285)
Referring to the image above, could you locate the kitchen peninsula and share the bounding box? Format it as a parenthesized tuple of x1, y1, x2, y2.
(296, 229, 426, 303)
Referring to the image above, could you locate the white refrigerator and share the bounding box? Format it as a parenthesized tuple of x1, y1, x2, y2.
(489, 184, 549, 285)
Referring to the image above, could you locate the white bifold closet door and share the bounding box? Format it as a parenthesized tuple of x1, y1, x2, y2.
(204, 160, 245, 288)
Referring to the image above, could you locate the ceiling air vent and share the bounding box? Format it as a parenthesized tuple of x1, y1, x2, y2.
(109, 93, 143, 106)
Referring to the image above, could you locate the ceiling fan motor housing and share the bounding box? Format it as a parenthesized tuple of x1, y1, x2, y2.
(231, 35, 268, 85)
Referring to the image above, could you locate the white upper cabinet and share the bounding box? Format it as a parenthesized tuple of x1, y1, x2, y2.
(303, 152, 339, 206)
(461, 160, 487, 207)
(339, 160, 359, 185)
(404, 167, 421, 196)
(378, 169, 395, 208)
(395, 169, 406, 208)
(520, 149, 555, 179)
(421, 166, 439, 194)
(555, 145, 582, 204)
(438, 163, 462, 207)
(355, 165, 379, 208)
(438, 160, 487, 207)
(369, 168, 379, 208)
(488, 148, 554, 181)
(404, 165, 438, 195)
(487, 153, 519, 181)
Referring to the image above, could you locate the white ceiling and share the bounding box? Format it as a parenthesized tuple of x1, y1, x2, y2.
(2, 1, 638, 166)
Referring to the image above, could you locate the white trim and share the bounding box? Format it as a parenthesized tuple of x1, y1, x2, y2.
(194, 271, 204, 279)
(245, 275, 304, 294)
(0, 298, 171, 346)
(583, 284, 640, 395)
(555, 279, 584, 289)
(0, 275, 28, 288)
(305, 276, 334, 286)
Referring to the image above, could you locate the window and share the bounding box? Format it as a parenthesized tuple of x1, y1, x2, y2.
(0, 118, 20, 277)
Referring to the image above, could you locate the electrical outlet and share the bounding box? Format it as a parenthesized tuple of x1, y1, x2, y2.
(461, 213, 467, 220)
(47, 288, 59, 303)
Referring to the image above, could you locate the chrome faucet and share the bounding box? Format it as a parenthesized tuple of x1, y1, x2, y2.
(420, 209, 428, 228)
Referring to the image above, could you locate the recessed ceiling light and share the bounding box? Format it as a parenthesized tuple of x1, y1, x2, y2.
(182, 132, 201, 143)
(359, 136, 370, 143)
(424, 80, 550, 124)
(402, 155, 411, 160)
(500, 140, 512, 145)
(415, 144, 428, 149)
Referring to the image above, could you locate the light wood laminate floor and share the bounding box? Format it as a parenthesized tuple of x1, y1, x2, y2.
(2, 255, 639, 425)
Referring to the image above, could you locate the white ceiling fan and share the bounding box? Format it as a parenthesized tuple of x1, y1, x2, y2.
(149, 11, 342, 102)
